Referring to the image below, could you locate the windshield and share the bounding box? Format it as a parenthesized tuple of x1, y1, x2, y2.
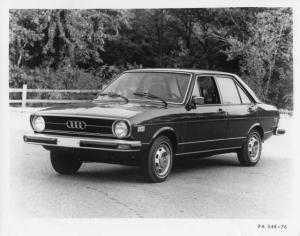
(96, 72, 191, 103)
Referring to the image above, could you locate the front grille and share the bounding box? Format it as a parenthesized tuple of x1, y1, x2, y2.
(42, 116, 115, 137)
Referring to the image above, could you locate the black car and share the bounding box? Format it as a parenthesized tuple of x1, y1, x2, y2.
(24, 69, 285, 183)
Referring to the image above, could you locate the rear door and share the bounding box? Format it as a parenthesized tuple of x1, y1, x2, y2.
(214, 76, 258, 148)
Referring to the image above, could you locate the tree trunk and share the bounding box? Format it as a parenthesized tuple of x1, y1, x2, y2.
(186, 11, 192, 50)
(264, 24, 283, 100)
(159, 10, 164, 67)
(17, 53, 22, 67)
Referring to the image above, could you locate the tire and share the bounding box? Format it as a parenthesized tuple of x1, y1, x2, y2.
(141, 136, 173, 183)
(50, 151, 82, 175)
(237, 129, 262, 166)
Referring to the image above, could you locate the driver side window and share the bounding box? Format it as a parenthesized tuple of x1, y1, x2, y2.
(193, 76, 221, 104)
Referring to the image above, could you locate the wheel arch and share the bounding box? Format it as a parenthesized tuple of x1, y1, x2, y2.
(247, 123, 264, 140)
(151, 127, 178, 153)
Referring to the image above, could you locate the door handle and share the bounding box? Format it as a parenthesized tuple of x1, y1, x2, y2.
(217, 108, 227, 115)
(248, 105, 257, 113)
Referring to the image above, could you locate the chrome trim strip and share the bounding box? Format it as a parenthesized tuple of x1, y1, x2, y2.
(176, 146, 242, 156)
(264, 130, 273, 134)
(143, 117, 258, 126)
(46, 122, 111, 128)
(42, 129, 114, 137)
(24, 133, 141, 152)
(178, 136, 246, 145)
(37, 114, 120, 120)
(26, 133, 141, 146)
(26, 142, 141, 152)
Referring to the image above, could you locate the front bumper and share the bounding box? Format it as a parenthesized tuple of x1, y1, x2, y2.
(23, 133, 142, 152)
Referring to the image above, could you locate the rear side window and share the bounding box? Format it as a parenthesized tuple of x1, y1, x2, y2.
(236, 84, 251, 104)
(216, 77, 241, 104)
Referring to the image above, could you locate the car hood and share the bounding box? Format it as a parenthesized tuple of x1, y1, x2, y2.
(35, 101, 164, 119)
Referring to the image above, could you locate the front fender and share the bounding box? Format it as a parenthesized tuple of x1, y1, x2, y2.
(151, 127, 175, 141)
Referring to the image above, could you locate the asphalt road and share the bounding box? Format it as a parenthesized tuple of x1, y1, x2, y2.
(9, 109, 294, 218)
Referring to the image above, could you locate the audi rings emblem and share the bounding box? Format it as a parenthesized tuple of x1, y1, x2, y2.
(66, 120, 87, 130)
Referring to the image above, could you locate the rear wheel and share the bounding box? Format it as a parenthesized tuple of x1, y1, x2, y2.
(142, 136, 173, 183)
(50, 151, 82, 174)
(237, 129, 262, 166)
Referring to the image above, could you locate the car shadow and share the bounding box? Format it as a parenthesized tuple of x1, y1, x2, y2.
(69, 165, 141, 183)
(172, 155, 240, 173)
(58, 154, 240, 183)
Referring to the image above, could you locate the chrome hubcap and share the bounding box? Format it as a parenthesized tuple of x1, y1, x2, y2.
(154, 143, 171, 177)
(248, 134, 261, 162)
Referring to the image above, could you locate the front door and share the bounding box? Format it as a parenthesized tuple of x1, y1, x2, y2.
(177, 75, 228, 155)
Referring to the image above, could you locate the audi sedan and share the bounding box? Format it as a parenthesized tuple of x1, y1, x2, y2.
(24, 69, 285, 183)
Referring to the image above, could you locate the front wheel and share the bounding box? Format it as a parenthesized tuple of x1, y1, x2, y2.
(141, 136, 173, 183)
(50, 151, 82, 174)
(237, 129, 262, 166)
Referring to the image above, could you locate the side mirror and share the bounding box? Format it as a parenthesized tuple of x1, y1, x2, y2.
(192, 96, 205, 105)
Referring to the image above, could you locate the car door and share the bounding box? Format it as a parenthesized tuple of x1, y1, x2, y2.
(214, 76, 258, 148)
(177, 75, 228, 155)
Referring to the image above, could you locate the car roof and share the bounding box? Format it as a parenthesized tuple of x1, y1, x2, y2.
(125, 68, 237, 76)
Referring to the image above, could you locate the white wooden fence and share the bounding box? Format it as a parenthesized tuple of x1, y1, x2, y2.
(278, 109, 293, 116)
(9, 84, 101, 107)
(9, 84, 294, 116)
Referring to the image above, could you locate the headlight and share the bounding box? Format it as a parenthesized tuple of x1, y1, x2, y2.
(32, 116, 45, 132)
(113, 120, 129, 138)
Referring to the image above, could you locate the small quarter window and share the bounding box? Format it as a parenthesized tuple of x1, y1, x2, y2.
(236, 84, 251, 104)
(216, 77, 241, 104)
(192, 80, 201, 96)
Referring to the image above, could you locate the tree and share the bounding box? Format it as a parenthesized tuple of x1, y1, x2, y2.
(222, 8, 292, 106)
(9, 10, 46, 68)
(9, 8, 293, 108)
(9, 9, 129, 70)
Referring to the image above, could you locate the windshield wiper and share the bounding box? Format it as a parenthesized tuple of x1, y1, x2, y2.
(97, 92, 129, 103)
(133, 92, 168, 107)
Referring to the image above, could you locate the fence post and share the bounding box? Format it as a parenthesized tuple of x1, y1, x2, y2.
(22, 84, 27, 107)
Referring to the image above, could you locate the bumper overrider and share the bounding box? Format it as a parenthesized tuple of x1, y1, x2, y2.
(273, 127, 286, 135)
(23, 133, 142, 152)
